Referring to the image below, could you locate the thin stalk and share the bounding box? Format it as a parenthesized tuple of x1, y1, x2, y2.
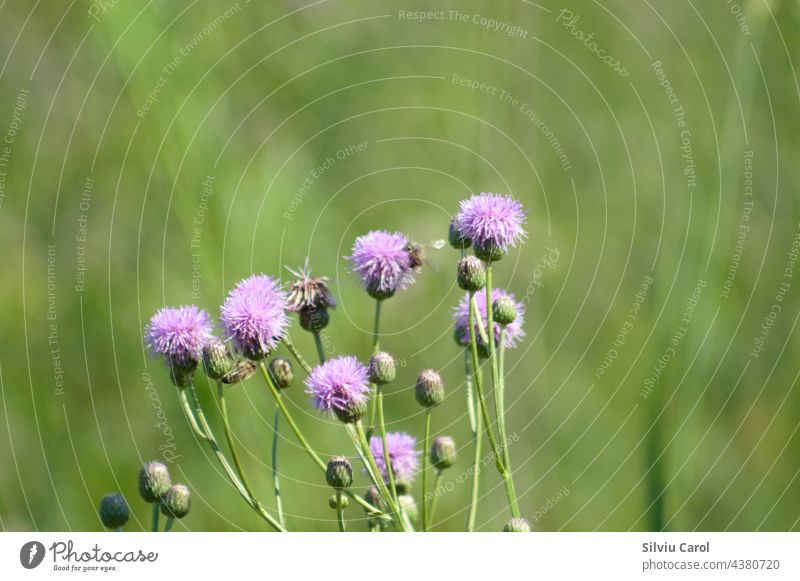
(428, 470, 443, 528)
(163, 518, 174, 532)
(313, 332, 326, 363)
(421, 409, 432, 531)
(354, 420, 407, 531)
(281, 335, 312, 374)
(335, 491, 346, 532)
(181, 383, 286, 532)
(465, 349, 483, 532)
(377, 386, 400, 510)
(367, 299, 383, 430)
(217, 380, 258, 504)
(151, 502, 160, 533)
(271, 407, 286, 529)
(497, 328, 520, 518)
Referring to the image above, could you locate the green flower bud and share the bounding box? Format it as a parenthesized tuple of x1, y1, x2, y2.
(415, 369, 444, 408)
(366, 285, 394, 301)
(328, 493, 350, 509)
(502, 517, 531, 532)
(492, 296, 518, 326)
(398, 494, 418, 522)
(326, 456, 353, 489)
(448, 219, 471, 249)
(202, 338, 234, 380)
(160, 484, 191, 519)
(430, 436, 457, 471)
(268, 357, 294, 389)
(457, 256, 486, 292)
(474, 240, 506, 262)
(299, 307, 330, 333)
(99, 493, 129, 529)
(138, 461, 172, 503)
(333, 399, 367, 424)
(368, 351, 396, 385)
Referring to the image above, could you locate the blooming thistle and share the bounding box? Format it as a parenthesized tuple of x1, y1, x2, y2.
(456, 193, 526, 261)
(220, 274, 289, 360)
(347, 230, 416, 300)
(369, 432, 420, 485)
(304, 356, 371, 423)
(453, 288, 525, 355)
(145, 305, 213, 375)
(286, 259, 336, 333)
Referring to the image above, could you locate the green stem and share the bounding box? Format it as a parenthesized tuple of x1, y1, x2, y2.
(281, 335, 312, 374)
(377, 386, 400, 510)
(313, 332, 326, 363)
(497, 328, 520, 518)
(271, 407, 286, 529)
(335, 491, 346, 532)
(422, 409, 432, 531)
(428, 470, 443, 529)
(367, 299, 383, 430)
(354, 420, 407, 531)
(163, 518, 174, 532)
(217, 380, 258, 504)
(465, 349, 483, 532)
(151, 502, 160, 533)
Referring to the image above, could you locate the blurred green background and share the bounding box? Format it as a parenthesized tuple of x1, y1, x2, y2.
(1, 0, 799, 532)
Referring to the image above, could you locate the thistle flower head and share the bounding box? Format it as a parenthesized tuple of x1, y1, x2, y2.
(286, 259, 337, 312)
(138, 461, 172, 503)
(99, 493, 130, 529)
(453, 288, 525, 352)
(369, 432, 419, 484)
(145, 305, 213, 373)
(304, 356, 370, 422)
(347, 230, 416, 299)
(456, 193, 526, 260)
(220, 274, 289, 360)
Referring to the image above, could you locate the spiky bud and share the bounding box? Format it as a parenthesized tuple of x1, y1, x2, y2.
(448, 218, 471, 249)
(328, 493, 350, 509)
(457, 256, 486, 292)
(99, 493, 129, 529)
(160, 484, 191, 519)
(202, 338, 234, 380)
(503, 517, 531, 532)
(430, 436, 457, 471)
(368, 351, 396, 385)
(138, 461, 172, 503)
(398, 494, 418, 522)
(299, 307, 330, 333)
(333, 398, 367, 424)
(474, 239, 506, 262)
(493, 296, 518, 326)
(326, 456, 353, 489)
(415, 369, 444, 408)
(268, 357, 294, 389)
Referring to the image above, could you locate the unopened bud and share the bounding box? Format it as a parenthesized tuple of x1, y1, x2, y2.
(268, 357, 294, 389)
(368, 352, 396, 385)
(415, 369, 444, 408)
(448, 219, 471, 249)
(161, 484, 191, 519)
(502, 517, 531, 532)
(138, 461, 172, 503)
(202, 338, 234, 380)
(99, 493, 129, 529)
(326, 456, 353, 489)
(457, 256, 486, 292)
(430, 436, 457, 471)
(492, 295, 518, 326)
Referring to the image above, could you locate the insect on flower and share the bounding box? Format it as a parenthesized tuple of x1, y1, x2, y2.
(221, 359, 258, 385)
(406, 239, 446, 272)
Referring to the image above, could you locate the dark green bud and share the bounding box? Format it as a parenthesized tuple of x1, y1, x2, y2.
(202, 338, 235, 380)
(415, 369, 444, 408)
(430, 436, 457, 471)
(334, 399, 367, 424)
(328, 493, 350, 509)
(138, 461, 172, 503)
(368, 351, 396, 385)
(492, 296, 518, 326)
(457, 256, 486, 292)
(474, 239, 506, 262)
(326, 456, 353, 489)
(503, 517, 531, 532)
(448, 219, 471, 249)
(268, 357, 294, 389)
(398, 494, 418, 522)
(366, 285, 394, 301)
(99, 493, 129, 529)
(299, 307, 330, 333)
(161, 484, 191, 519)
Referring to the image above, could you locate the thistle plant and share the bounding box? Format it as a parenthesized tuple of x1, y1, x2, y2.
(141, 191, 531, 531)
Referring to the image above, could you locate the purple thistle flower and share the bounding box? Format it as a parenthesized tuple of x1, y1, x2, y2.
(220, 274, 289, 360)
(453, 288, 525, 352)
(347, 230, 416, 299)
(369, 432, 420, 484)
(456, 193, 526, 259)
(304, 356, 371, 418)
(145, 305, 212, 371)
